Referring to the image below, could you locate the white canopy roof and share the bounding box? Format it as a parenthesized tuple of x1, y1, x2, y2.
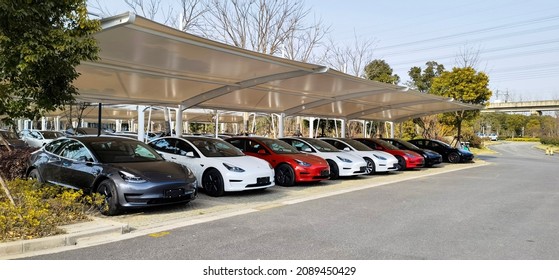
(73, 12, 481, 123)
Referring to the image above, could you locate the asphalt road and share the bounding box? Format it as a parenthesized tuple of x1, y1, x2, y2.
(26, 141, 559, 260)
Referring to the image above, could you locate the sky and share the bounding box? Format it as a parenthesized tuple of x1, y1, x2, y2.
(87, 0, 559, 102)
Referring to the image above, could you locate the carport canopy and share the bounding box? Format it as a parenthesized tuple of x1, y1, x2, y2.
(73, 12, 481, 138)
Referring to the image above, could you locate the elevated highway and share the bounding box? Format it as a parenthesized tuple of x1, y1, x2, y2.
(482, 100, 559, 115)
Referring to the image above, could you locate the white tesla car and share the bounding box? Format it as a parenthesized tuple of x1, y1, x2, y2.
(319, 138, 400, 174)
(279, 137, 367, 179)
(19, 130, 65, 148)
(149, 136, 275, 196)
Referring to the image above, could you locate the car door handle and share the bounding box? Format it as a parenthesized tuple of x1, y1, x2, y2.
(170, 157, 177, 160)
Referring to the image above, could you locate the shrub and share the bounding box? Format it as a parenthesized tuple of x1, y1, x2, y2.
(0, 147, 38, 180)
(460, 131, 483, 148)
(0, 179, 104, 242)
(540, 136, 559, 146)
(506, 137, 540, 142)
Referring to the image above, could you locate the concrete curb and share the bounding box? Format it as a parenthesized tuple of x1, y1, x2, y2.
(0, 218, 129, 259)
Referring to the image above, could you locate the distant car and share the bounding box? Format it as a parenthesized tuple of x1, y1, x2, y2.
(149, 136, 275, 196)
(225, 136, 330, 186)
(0, 129, 28, 149)
(65, 127, 109, 136)
(353, 138, 424, 170)
(20, 130, 65, 148)
(109, 131, 161, 141)
(319, 137, 399, 174)
(27, 136, 197, 215)
(380, 138, 443, 167)
(408, 139, 474, 163)
(279, 137, 368, 179)
(488, 133, 498, 141)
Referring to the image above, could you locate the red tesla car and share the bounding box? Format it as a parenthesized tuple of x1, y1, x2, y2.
(225, 137, 330, 186)
(353, 138, 424, 170)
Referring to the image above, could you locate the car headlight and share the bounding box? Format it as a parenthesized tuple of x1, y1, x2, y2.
(336, 156, 352, 163)
(404, 152, 415, 158)
(223, 163, 245, 172)
(119, 171, 147, 183)
(373, 154, 387, 160)
(294, 159, 311, 167)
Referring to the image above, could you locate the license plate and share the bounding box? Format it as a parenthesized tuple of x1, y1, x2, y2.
(257, 177, 270, 184)
(164, 188, 185, 198)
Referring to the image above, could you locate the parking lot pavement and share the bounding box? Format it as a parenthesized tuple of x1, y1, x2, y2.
(1, 160, 487, 259)
(97, 160, 488, 232)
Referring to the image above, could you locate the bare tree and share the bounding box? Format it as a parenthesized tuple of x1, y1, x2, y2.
(177, 0, 208, 32)
(201, 0, 328, 57)
(320, 32, 377, 77)
(89, 0, 178, 26)
(455, 45, 481, 69)
(63, 102, 92, 130)
(281, 15, 330, 62)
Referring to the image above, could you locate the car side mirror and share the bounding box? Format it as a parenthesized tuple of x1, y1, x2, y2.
(303, 147, 312, 152)
(257, 149, 267, 155)
(343, 147, 350, 151)
(185, 151, 195, 157)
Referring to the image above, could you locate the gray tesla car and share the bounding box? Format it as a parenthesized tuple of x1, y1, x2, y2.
(27, 136, 197, 215)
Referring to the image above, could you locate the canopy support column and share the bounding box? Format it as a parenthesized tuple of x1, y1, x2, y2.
(175, 105, 184, 136)
(97, 103, 102, 136)
(278, 113, 285, 138)
(54, 116, 60, 131)
(137, 105, 146, 142)
(340, 119, 346, 138)
(214, 110, 219, 138)
(41, 117, 47, 130)
(309, 117, 315, 138)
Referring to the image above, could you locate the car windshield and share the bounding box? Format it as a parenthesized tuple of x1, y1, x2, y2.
(187, 138, 244, 157)
(392, 139, 420, 150)
(87, 139, 163, 163)
(374, 139, 399, 150)
(303, 138, 340, 152)
(260, 138, 299, 154)
(340, 139, 374, 151)
(42, 131, 64, 139)
(437, 141, 452, 148)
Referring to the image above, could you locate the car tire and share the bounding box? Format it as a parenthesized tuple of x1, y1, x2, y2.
(396, 156, 406, 171)
(203, 168, 225, 197)
(275, 164, 295, 186)
(448, 152, 460, 163)
(97, 179, 120, 216)
(28, 169, 43, 183)
(364, 157, 375, 175)
(327, 160, 339, 180)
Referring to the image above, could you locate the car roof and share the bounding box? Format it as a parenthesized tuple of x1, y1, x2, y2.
(67, 135, 136, 143)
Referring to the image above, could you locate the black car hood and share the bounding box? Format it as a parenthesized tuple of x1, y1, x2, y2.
(110, 161, 189, 182)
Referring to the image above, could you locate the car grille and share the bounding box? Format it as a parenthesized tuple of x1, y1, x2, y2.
(125, 190, 196, 205)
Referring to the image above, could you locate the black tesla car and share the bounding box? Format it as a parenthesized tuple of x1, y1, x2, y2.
(381, 138, 443, 167)
(407, 138, 474, 163)
(27, 136, 197, 215)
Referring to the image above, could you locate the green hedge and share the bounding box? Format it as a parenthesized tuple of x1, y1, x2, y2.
(540, 136, 559, 146)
